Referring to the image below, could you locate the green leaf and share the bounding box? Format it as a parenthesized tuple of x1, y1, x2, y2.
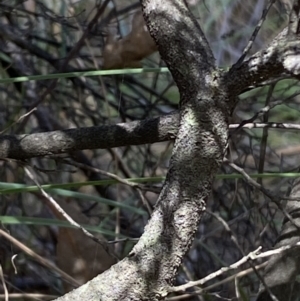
(0, 216, 121, 238)
(0, 68, 170, 84)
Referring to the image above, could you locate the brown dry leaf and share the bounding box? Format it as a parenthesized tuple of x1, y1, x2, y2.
(55, 200, 116, 292)
(102, 10, 157, 69)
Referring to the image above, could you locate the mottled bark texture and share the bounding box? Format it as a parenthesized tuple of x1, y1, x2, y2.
(3, 0, 300, 300)
(0, 112, 179, 160)
(256, 179, 300, 301)
(55, 1, 233, 300)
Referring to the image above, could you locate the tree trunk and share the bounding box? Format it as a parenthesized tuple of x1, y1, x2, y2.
(54, 0, 235, 300)
(11, 0, 299, 300)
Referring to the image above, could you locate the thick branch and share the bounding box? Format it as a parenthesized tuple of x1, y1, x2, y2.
(0, 112, 179, 160)
(3, 118, 300, 160)
(53, 0, 235, 300)
(141, 0, 215, 98)
(227, 27, 300, 94)
(8, 2, 300, 301)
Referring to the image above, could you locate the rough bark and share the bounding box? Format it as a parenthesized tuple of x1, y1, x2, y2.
(0, 112, 179, 160)
(54, 0, 233, 300)
(2, 0, 300, 300)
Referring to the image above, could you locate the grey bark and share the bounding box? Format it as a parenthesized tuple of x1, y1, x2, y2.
(256, 179, 300, 301)
(55, 0, 233, 300)
(0, 112, 179, 160)
(2, 0, 300, 300)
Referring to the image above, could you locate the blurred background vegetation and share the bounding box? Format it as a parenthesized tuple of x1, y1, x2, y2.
(0, 0, 299, 300)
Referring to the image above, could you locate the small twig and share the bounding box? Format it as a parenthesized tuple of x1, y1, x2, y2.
(207, 211, 279, 301)
(167, 262, 267, 301)
(233, 0, 276, 68)
(230, 99, 283, 136)
(62, 159, 153, 214)
(137, 188, 153, 214)
(0, 108, 37, 135)
(234, 277, 240, 300)
(0, 293, 58, 300)
(107, 237, 139, 244)
(23, 166, 118, 260)
(11, 254, 18, 274)
(0, 264, 8, 301)
(0, 229, 79, 287)
(171, 240, 300, 295)
(230, 122, 300, 130)
(224, 159, 296, 201)
(63, 159, 139, 188)
(15, 0, 111, 133)
(170, 246, 262, 293)
(207, 211, 247, 256)
(224, 159, 300, 231)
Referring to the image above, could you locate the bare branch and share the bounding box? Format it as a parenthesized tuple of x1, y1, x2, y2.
(0, 112, 178, 160)
(226, 27, 300, 94)
(141, 0, 215, 98)
(53, 0, 234, 299)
